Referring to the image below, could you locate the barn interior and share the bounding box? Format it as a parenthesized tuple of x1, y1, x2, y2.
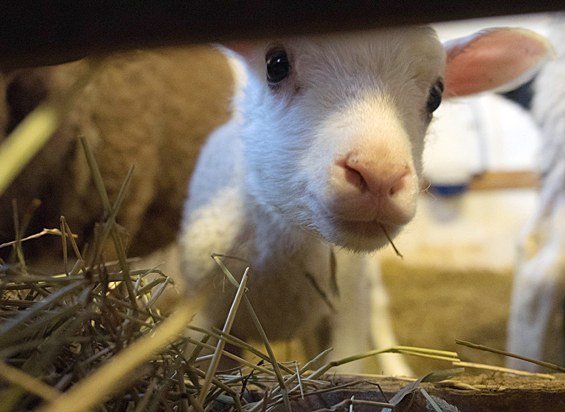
(0, 3, 563, 411)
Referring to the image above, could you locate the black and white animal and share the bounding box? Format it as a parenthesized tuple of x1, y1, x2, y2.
(180, 26, 551, 374)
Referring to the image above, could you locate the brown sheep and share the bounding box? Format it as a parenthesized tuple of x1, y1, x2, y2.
(0, 46, 234, 263)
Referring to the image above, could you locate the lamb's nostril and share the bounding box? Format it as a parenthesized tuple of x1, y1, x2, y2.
(388, 171, 408, 196)
(344, 164, 368, 192)
(339, 156, 410, 198)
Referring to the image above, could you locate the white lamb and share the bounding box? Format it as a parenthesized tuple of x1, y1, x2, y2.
(180, 26, 551, 374)
(507, 18, 565, 371)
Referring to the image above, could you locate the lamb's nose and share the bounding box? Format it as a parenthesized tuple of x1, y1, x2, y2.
(342, 156, 411, 198)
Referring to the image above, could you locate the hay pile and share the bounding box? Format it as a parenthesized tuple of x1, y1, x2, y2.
(1, 243, 563, 412)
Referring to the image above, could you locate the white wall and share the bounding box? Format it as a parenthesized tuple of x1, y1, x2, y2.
(380, 190, 537, 270)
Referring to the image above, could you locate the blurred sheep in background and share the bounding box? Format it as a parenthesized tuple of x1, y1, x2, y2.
(0, 46, 233, 265)
(507, 16, 565, 370)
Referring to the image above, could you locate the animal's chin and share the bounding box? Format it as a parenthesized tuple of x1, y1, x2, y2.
(317, 218, 403, 253)
(301, 195, 409, 252)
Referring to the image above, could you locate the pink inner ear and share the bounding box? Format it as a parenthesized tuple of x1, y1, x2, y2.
(444, 28, 552, 98)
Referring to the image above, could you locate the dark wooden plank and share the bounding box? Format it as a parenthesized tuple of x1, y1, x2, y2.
(282, 374, 565, 412)
(0, 1, 563, 70)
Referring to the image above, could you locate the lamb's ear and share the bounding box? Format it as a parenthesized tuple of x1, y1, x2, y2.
(222, 42, 256, 61)
(443, 28, 553, 98)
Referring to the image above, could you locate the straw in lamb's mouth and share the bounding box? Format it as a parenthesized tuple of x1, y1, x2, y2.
(380, 223, 403, 258)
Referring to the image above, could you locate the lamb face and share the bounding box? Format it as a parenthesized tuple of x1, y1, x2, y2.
(238, 27, 446, 252)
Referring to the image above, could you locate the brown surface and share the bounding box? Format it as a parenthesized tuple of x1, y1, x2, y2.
(284, 374, 565, 412)
(255, 261, 529, 377)
(381, 260, 514, 375)
(469, 170, 540, 190)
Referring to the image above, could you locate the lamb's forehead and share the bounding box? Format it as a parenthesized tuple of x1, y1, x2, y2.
(250, 26, 445, 82)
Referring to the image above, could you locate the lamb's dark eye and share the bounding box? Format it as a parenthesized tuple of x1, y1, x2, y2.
(426, 79, 444, 113)
(266, 49, 290, 84)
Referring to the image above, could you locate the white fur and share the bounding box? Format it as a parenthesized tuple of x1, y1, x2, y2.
(237, 29, 444, 253)
(507, 18, 565, 370)
(180, 26, 551, 375)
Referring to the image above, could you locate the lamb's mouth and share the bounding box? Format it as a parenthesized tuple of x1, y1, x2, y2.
(312, 196, 400, 238)
(315, 217, 403, 253)
(334, 218, 401, 239)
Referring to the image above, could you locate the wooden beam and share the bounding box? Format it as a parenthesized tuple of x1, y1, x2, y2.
(0, 2, 563, 70)
(423, 170, 540, 194)
(469, 170, 540, 190)
(285, 374, 565, 411)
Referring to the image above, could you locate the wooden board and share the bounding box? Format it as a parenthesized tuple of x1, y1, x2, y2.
(469, 170, 540, 190)
(244, 374, 565, 412)
(0, 2, 563, 70)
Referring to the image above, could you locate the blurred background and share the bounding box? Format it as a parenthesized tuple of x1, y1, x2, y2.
(379, 13, 561, 373)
